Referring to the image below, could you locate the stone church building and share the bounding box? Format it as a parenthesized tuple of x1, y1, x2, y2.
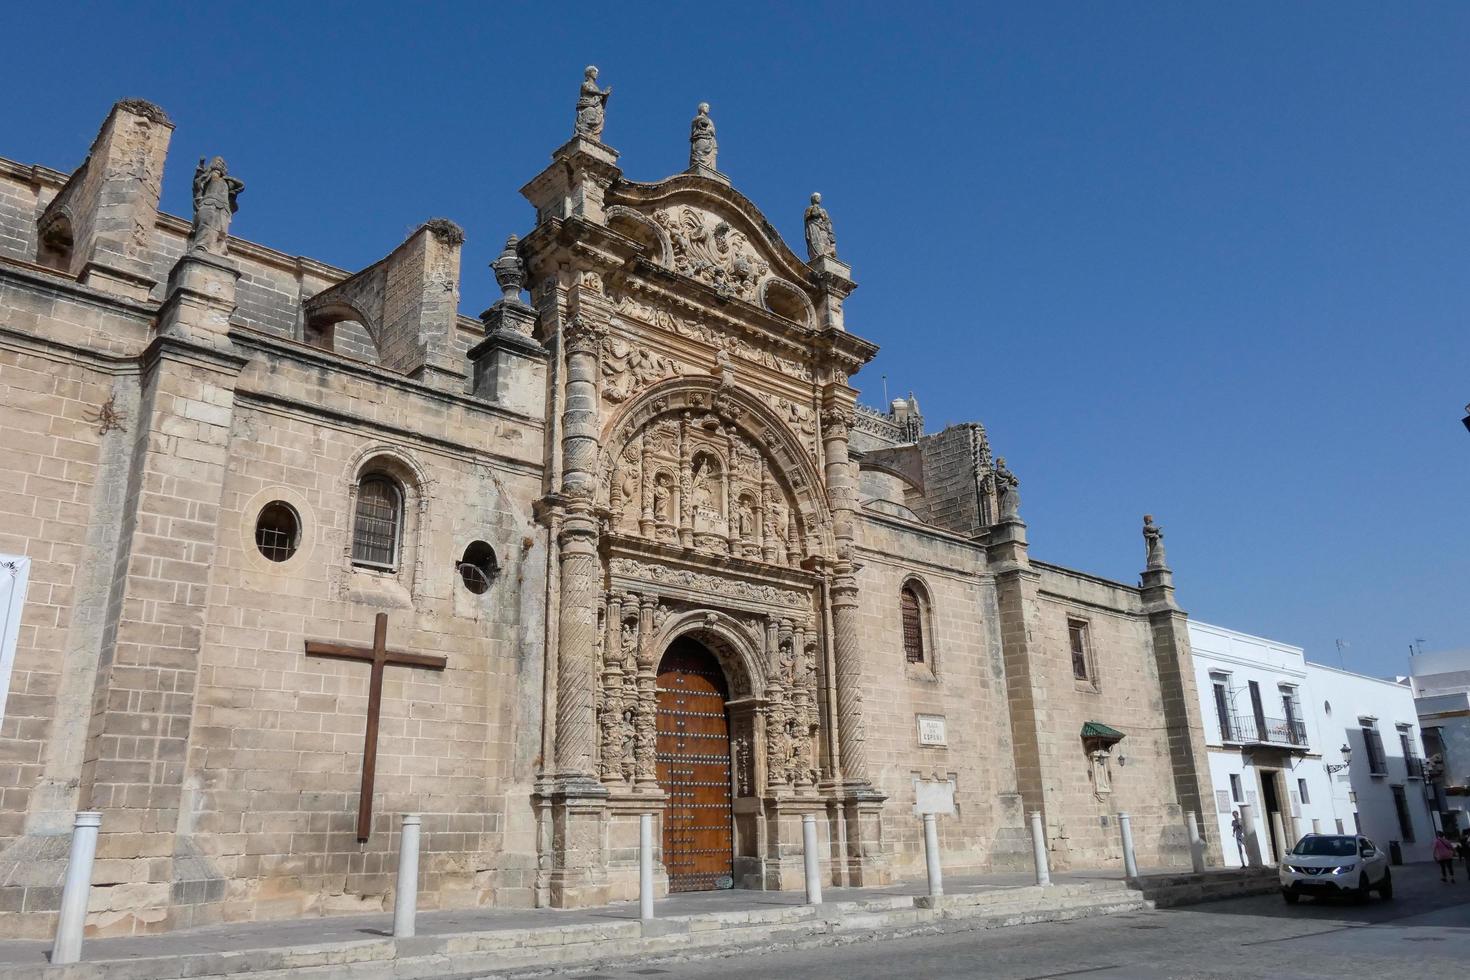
(0, 81, 1219, 938)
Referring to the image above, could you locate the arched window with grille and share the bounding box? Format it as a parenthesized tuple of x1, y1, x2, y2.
(352, 474, 403, 570)
(901, 583, 925, 664)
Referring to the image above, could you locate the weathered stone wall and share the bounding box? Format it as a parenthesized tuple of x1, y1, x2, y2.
(1028, 562, 1194, 869)
(855, 513, 1030, 878)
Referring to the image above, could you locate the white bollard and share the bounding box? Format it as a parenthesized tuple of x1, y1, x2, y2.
(1186, 812, 1206, 874)
(392, 814, 421, 939)
(1118, 812, 1138, 880)
(52, 811, 101, 965)
(639, 812, 655, 921)
(922, 812, 943, 897)
(802, 813, 823, 905)
(1030, 810, 1051, 886)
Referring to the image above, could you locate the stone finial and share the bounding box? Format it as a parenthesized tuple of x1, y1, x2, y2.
(574, 65, 611, 140)
(994, 456, 1021, 522)
(491, 235, 526, 303)
(689, 102, 718, 172)
(1142, 514, 1168, 570)
(186, 156, 244, 256)
(804, 192, 836, 261)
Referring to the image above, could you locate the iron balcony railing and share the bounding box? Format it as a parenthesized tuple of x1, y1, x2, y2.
(1221, 713, 1309, 749)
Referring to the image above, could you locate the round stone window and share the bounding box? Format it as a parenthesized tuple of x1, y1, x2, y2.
(254, 502, 300, 562)
(457, 541, 498, 594)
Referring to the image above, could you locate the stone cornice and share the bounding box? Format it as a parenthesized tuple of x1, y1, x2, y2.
(227, 326, 544, 429)
(0, 257, 159, 320)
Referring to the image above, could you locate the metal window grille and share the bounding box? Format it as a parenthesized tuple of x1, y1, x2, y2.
(1362, 727, 1387, 775)
(352, 476, 402, 569)
(254, 502, 298, 562)
(901, 587, 924, 664)
(1069, 622, 1089, 680)
(1390, 785, 1415, 842)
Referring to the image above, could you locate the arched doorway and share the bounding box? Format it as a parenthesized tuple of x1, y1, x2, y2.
(656, 637, 734, 892)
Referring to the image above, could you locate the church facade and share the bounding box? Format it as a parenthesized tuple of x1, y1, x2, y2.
(0, 81, 1218, 939)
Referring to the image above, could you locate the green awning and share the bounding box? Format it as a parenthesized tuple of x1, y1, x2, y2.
(1081, 721, 1125, 741)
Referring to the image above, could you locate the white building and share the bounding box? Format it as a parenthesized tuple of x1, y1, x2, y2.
(1306, 663, 1434, 863)
(1190, 622, 1434, 867)
(1407, 649, 1470, 834)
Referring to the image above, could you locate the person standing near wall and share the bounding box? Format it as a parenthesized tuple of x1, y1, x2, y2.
(1231, 811, 1247, 865)
(1433, 832, 1456, 882)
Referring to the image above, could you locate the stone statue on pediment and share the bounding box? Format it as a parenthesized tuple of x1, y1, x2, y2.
(995, 456, 1021, 521)
(575, 66, 611, 140)
(689, 103, 717, 171)
(804, 192, 836, 261)
(187, 156, 244, 256)
(1143, 514, 1168, 569)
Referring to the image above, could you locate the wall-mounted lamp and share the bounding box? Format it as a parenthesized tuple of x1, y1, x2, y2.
(1326, 743, 1353, 774)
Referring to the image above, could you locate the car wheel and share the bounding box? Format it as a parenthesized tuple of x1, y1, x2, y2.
(1282, 889, 1300, 905)
(1378, 870, 1393, 900)
(1354, 874, 1370, 903)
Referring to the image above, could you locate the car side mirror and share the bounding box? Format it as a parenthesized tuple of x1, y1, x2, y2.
(1360, 847, 1374, 858)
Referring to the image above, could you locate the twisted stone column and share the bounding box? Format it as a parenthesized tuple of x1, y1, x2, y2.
(554, 314, 607, 782)
(820, 405, 869, 785)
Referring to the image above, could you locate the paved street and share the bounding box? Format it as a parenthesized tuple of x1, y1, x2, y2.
(519, 864, 1470, 980)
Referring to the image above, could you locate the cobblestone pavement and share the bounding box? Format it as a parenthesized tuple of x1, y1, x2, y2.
(518, 863, 1469, 980)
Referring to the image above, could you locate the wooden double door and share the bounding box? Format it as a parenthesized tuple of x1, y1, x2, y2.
(655, 638, 734, 892)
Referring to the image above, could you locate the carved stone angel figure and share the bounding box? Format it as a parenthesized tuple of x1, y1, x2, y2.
(689, 102, 717, 171)
(187, 156, 244, 256)
(804, 192, 836, 261)
(575, 66, 611, 139)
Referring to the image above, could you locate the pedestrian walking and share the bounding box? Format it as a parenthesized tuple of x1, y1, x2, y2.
(1230, 810, 1246, 865)
(1432, 832, 1456, 882)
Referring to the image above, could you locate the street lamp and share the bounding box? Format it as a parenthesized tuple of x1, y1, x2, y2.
(1326, 743, 1353, 775)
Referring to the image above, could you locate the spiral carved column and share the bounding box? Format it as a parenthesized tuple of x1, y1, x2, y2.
(553, 314, 607, 783)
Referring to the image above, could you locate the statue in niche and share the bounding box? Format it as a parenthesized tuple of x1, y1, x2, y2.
(691, 456, 719, 512)
(653, 474, 673, 523)
(1143, 514, 1167, 569)
(621, 619, 639, 672)
(617, 462, 639, 520)
(804, 192, 836, 261)
(737, 498, 756, 540)
(778, 639, 797, 686)
(575, 65, 611, 140)
(766, 500, 786, 543)
(802, 640, 818, 685)
(187, 156, 244, 256)
(689, 102, 718, 171)
(994, 456, 1021, 521)
(621, 706, 638, 778)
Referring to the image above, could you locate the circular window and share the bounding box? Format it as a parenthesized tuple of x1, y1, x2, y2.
(254, 502, 300, 562)
(1323, 700, 1332, 717)
(457, 541, 498, 595)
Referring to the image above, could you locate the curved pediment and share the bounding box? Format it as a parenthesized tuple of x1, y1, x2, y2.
(608, 176, 816, 315)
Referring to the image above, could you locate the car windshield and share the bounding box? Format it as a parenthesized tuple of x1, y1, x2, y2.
(1292, 836, 1356, 857)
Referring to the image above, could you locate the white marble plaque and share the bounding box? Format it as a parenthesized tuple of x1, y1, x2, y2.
(913, 777, 957, 816)
(916, 714, 947, 746)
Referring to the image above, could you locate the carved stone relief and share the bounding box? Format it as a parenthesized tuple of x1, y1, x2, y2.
(614, 293, 814, 382)
(601, 335, 684, 403)
(608, 557, 809, 610)
(652, 206, 770, 302)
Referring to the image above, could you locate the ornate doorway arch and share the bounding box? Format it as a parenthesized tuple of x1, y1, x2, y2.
(656, 637, 734, 892)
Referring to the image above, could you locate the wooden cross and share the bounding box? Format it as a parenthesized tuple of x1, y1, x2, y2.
(305, 612, 447, 842)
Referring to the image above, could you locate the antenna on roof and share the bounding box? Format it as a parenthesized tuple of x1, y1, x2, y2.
(1335, 639, 1348, 669)
(882, 374, 888, 405)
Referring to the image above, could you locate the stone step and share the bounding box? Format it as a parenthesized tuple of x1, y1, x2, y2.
(2, 882, 1153, 980)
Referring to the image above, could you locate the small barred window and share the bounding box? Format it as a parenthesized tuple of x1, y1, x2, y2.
(901, 585, 925, 664)
(254, 502, 299, 562)
(352, 475, 402, 569)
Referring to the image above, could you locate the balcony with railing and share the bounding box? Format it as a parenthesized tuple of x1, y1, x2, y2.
(1220, 713, 1309, 751)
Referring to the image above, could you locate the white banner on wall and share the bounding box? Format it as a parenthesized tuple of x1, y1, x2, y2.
(0, 555, 30, 731)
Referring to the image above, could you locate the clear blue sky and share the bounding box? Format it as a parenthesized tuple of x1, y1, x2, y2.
(8, 3, 1467, 678)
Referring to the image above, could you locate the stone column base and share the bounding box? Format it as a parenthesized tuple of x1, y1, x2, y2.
(840, 785, 892, 887)
(539, 778, 611, 908)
